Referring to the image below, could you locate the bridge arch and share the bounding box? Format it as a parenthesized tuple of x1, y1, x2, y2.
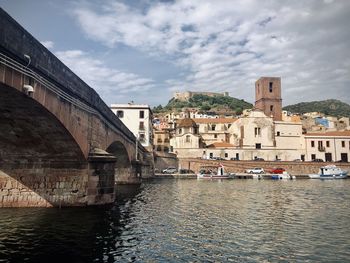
(106, 141, 134, 183)
(0, 82, 88, 207)
(0, 82, 87, 167)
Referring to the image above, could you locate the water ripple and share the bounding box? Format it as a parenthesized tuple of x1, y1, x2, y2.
(1, 180, 350, 262)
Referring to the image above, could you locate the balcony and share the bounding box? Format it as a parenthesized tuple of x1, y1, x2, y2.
(318, 146, 326, 152)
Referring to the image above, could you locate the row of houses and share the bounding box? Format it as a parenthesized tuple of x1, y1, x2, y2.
(166, 109, 350, 162)
(109, 77, 350, 163)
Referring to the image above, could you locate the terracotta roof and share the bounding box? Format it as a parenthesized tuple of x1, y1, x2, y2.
(176, 118, 197, 128)
(305, 130, 350, 137)
(291, 116, 301, 122)
(207, 142, 235, 148)
(193, 118, 237, 124)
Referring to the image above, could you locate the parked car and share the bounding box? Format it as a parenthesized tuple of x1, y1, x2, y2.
(312, 159, 324, 162)
(269, 167, 286, 174)
(210, 157, 225, 160)
(246, 167, 265, 174)
(230, 157, 239, 161)
(162, 167, 177, 174)
(254, 157, 265, 161)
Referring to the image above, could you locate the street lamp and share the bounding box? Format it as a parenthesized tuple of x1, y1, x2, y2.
(135, 133, 139, 161)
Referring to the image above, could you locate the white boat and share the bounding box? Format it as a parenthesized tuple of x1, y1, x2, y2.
(252, 174, 263, 179)
(309, 165, 348, 179)
(197, 164, 234, 179)
(271, 173, 296, 180)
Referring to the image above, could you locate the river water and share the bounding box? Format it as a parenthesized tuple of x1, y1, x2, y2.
(0, 179, 349, 262)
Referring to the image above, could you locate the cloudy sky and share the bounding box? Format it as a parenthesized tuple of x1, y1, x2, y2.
(2, 0, 350, 107)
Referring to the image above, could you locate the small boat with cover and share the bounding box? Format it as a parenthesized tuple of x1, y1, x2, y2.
(197, 164, 234, 179)
(308, 165, 348, 179)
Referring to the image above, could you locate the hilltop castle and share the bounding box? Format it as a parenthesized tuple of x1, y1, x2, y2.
(173, 91, 229, 101)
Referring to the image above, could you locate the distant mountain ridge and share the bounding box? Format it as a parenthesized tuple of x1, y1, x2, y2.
(154, 94, 253, 114)
(283, 99, 350, 117)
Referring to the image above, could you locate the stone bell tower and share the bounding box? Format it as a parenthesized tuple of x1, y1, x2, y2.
(255, 77, 282, 121)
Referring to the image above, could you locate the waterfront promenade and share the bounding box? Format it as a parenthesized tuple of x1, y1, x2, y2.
(178, 158, 350, 177)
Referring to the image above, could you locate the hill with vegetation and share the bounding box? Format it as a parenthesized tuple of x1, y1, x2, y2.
(153, 94, 253, 114)
(283, 99, 350, 117)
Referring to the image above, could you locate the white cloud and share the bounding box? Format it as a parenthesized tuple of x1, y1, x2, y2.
(41, 40, 54, 49)
(71, 0, 350, 105)
(55, 49, 155, 103)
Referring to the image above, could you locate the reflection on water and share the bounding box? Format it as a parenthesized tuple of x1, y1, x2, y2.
(1, 180, 350, 262)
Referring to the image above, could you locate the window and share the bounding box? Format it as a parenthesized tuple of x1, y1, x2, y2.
(116, 110, 124, 118)
(164, 146, 169, 152)
(214, 134, 217, 139)
(156, 146, 162, 151)
(139, 110, 144, 118)
(255, 127, 261, 137)
(256, 143, 261, 149)
(186, 135, 191, 142)
(179, 128, 182, 134)
(326, 141, 330, 147)
(270, 105, 273, 111)
(311, 154, 316, 160)
(277, 131, 280, 136)
(211, 124, 216, 131)
(341, 141, 345, 147)
(269, 82, 273, 92)
(209, 153, 213, 158)
(225, 153, 228, 158)
(139, 121, 145, 130)
(139, 133, 145, 142)
(311, 141, 315, 147)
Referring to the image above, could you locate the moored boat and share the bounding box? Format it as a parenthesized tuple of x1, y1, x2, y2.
(271, 173, 296, 180)
(308, 165, 348, 179)
(197, 164, 234, 179)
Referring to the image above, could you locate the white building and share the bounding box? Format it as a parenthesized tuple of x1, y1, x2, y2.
(304, 131, 350, 162)
(110, 104, 153, 150)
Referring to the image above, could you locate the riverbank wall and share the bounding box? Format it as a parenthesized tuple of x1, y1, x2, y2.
(178, 158, 350, 176)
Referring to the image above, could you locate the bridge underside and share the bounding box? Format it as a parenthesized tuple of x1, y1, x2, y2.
(0, 83, 86, 168)
(0, 83, 88, 207)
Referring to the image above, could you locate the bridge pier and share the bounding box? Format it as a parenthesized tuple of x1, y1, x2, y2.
(113, 160, 144, 184)
(87, 150, 116, 205)
(0, 165, 89, 207)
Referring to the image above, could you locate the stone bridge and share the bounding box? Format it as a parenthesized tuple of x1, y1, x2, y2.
(0, 8, 153, 207)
